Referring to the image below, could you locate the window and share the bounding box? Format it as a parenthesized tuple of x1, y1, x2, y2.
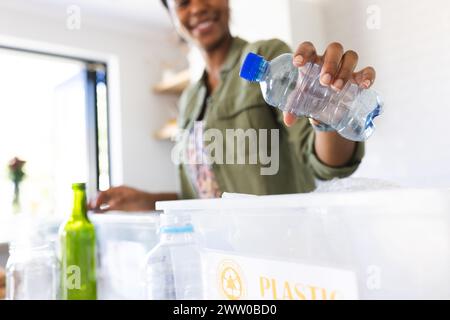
(0, 47, 110, 216)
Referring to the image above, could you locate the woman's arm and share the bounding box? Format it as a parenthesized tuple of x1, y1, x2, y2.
(89, 186, 178, 212)
(312, 125, 357, 167)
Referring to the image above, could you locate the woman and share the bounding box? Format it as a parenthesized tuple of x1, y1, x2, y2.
(90, 0, 375, 212)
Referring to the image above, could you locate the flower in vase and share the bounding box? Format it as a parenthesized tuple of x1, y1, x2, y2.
(8, 157, 26, 183)
(7, 157, 26, 213)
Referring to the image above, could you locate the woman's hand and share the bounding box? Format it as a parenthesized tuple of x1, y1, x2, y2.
(89, 186, 179, 213)
(283, 41, 376, 126)
(88, 186, 157, 213)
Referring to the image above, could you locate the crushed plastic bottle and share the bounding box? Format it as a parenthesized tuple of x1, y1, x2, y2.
(240, 52, 383, 141)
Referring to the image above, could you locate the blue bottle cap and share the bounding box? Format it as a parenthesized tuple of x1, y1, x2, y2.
(240, 52, 268, 82)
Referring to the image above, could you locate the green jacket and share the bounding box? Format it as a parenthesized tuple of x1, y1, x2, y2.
(176, 37, 364, 199)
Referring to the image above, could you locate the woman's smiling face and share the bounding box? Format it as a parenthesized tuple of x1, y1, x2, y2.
(168, 0, 231, 51)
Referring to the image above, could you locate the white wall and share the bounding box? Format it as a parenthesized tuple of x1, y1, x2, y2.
(316, 0, 450, 187)
(230, 0, 292, 45)
(230, 0, 326, 50)
(0, 1, 184, 194)
(289, 0, 327, 52)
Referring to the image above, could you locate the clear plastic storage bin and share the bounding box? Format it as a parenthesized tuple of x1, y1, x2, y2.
(89, 213, 160, 299)
(156, 188, 450, 300)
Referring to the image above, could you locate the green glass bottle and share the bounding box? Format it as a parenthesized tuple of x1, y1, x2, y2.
(59, 183, 97, 300)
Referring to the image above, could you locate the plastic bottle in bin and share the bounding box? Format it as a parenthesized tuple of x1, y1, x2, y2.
(240, 52, 383, 141)
(142, 214, 203, 300)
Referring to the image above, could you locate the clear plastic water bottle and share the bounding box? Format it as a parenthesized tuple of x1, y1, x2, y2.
(240, 52, 383, 141)
(142, 214, 203, 300)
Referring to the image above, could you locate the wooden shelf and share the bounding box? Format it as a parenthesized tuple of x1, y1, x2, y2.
(153, 69, 190, 95)
(154, 119, 178, 141)
(153, 69, 188, 139)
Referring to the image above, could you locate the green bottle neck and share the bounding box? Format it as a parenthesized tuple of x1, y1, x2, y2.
(72, 188, 88, 219)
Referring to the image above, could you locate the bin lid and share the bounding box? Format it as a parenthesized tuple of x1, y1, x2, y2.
(156, 188, 450, 214)
(88, 212, 160, 224)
